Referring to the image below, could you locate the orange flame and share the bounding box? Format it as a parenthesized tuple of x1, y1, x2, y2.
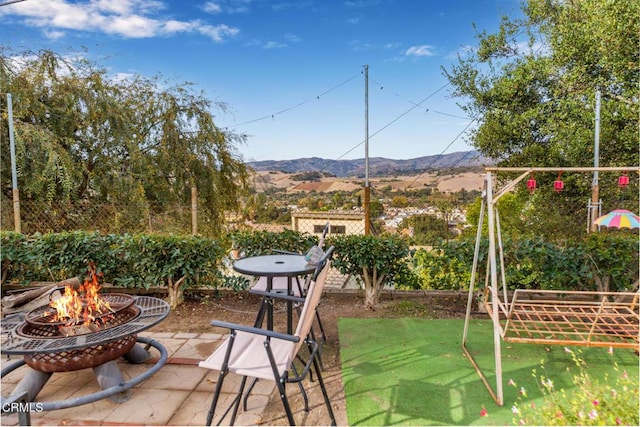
(49, 263, 112, 325)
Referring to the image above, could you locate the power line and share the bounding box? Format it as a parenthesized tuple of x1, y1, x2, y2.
(0, 0, 29, 6)
(405, 117, 477, 190)
(370, 76, 471, 120)
(329, 81, 451, 165)
(227, 75, 359, 128)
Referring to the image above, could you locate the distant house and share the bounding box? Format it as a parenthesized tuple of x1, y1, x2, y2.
(291, 211, 366, 236)
(291, 210, 365, 289)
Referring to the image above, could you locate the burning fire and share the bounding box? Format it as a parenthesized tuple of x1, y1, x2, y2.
(49, 263, 112, 326)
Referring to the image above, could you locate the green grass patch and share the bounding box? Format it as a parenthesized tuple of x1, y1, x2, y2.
(338, 318, 638, 426)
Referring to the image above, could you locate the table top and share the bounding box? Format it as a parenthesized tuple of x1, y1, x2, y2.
(233, 254, 316, 277)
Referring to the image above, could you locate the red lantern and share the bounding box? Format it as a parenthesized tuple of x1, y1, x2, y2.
(527, 177, 537, 193)
(554, 173, 564, 193)
(618, 173, 629, 188)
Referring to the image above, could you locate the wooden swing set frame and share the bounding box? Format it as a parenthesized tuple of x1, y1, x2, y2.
(462, 166, 640, 406)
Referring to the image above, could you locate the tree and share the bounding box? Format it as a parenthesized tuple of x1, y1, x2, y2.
(443, 0, 639, 239)
(1, 47, 249, 235)
(369, 200, 384, 218)
(402, 214, 450, 245)
(329, 234, 410, 309)
(390, 195, 409, 208)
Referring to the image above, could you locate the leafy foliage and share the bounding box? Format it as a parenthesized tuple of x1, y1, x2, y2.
(443, 0, 639, 239)
(1, 47, 249, 236)
(328, 234, 411, 309)
(1, 231, 224, 308)
(412, 239, 477, 290)
(411, 234, 638, 292)
(228, 229, 318, 257)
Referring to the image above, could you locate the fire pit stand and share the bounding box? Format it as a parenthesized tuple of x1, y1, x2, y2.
(1, 295, 170, 414)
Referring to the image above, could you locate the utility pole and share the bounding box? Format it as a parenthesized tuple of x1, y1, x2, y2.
(589, 90, 601, 233)
(364, 65, 370, 235)
(7, 93, 21, 233)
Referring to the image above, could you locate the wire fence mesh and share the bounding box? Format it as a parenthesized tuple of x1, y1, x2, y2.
(1, 200, 365, 289)
(1, 200, 194, 235)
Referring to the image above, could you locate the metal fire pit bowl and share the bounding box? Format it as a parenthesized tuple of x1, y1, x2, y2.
(1, 296, 170, 356)
(23, 293, 135, 329)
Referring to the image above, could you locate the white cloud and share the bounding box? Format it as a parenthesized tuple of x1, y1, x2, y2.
(264, 41, 287, 49)
(205, 0, 252, 14)
(44, 29, 67, 39)
(199, 24, 240, 42)
(1, 0, 239, 43)
(202, 2, 223, 14)
(349, 40, 400, 51)
(284, 33, 300, 43)
(104, 15, 159, 38)
(405, 45, 436, 57)
(445, 45, 475, 61)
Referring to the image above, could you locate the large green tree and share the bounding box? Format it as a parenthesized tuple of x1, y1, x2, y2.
(444, 0, 639, 239)
(1, 47, 248, 235)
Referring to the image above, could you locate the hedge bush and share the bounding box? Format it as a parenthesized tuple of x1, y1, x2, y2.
(0, 231, 225, 308)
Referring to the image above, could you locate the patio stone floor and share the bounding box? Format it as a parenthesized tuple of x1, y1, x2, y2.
(1, 331, 344, 426)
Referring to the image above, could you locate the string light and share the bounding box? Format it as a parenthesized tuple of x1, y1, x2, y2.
(527, 174, 537, 193)
(553, 172, 564, 193)
(618, 172, 629, 188)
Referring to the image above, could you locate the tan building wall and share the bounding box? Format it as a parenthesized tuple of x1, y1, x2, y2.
(291, 211, 365, 237)
(291, 211, 365, 288)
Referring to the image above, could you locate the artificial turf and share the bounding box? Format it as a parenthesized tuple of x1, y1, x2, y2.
(338, 318, 638, 426)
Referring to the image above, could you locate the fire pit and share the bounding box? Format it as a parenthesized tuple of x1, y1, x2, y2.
(17, 293, 140, 372)
(1, 292, 170, 413)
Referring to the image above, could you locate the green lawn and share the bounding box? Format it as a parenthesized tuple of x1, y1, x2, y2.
(338, 318, 639, 426)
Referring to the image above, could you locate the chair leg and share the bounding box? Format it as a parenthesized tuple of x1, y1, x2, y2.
(206, 370, 227, 426)
(312, 355, 337, 426)
(276, 379, 296, 425)
(243, 377, 258, 411)
(254, 299, 268, 328)
(290, 363, 309, 412)
(315, 309, 327, 344)
(229, 376, 248, 426)
(206, 371, 249, 426)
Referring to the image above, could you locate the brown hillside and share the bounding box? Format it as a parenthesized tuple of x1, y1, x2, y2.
(252, 170, 484, 194)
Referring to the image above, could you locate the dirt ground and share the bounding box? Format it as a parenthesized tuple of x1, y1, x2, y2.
(149, 289, 471, 426)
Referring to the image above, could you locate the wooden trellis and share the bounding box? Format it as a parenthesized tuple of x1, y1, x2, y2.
(462, 167, 640, 406)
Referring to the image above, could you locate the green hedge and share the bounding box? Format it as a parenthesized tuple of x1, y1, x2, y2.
(1, 231, 224, 289)
(228, 229, 318, 257)
(3, 230, 636, 307)
(413, 233, 639, 292)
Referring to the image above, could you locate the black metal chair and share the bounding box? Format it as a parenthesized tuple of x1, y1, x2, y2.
(199, 247, 336, 426)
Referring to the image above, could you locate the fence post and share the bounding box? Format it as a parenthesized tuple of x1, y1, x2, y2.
(7, 93, 21, 233)
(191, 186, 197, 235)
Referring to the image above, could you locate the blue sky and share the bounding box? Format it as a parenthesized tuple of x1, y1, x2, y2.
(2, 0, 523, 161)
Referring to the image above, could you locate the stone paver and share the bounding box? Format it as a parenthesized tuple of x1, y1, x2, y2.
(0, 333, 280, 426)
(139, 364, 207, 391)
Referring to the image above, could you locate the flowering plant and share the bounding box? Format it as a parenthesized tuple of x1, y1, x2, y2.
(511, 348, 638, 426)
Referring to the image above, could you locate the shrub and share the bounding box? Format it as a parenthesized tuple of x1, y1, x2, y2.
(329, 234, 410, 309)
(511, 348, 639, 426)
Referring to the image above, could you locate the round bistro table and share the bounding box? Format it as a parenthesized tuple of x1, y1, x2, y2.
(233, 254, 317, 333)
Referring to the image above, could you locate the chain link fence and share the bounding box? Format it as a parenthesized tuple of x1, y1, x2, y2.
(1, 200, 196, 235)
(2, 200, 366, 289)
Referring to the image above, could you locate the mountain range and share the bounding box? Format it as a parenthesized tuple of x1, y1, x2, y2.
(246, 150, 493, 177)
